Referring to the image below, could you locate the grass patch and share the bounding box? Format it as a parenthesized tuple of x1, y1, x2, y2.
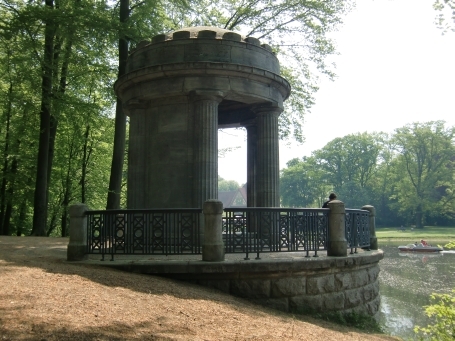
(376, 226, 455, 241)
(376, 226, 455, 246)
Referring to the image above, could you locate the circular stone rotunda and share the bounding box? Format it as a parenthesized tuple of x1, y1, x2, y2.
(111, 27, 382, 317)
(115, 26, 291, 209)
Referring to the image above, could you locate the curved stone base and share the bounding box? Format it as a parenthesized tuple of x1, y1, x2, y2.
(99, 250, 383, 316)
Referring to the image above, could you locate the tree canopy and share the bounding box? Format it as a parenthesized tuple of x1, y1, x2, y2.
(280, 123, 455, 227)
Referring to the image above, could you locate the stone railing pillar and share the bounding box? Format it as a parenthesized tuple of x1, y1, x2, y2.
(362, 205, 378, 250)
(327, 200, 347, 257)
(67, 203, 88, 261)
(202, 200, 225, 262)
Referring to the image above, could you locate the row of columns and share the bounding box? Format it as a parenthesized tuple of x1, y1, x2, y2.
(192, 90, 282, 208)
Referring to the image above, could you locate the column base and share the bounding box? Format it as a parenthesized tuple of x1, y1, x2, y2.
(370, 237, 378, 250)
(202, 244, 225, 262)
(67, 245, 88, 261)
(327, 241, 348, 257)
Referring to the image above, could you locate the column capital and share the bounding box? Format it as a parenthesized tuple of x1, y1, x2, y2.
(190, 90, 225, 103)
(240, 118, 257, 128)
(251, 104, 282, 117)
(121, 98, 150, 116)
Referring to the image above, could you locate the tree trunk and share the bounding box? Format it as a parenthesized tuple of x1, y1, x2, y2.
(81, 125, 91, 204)
(32, 0, 55, 236)
(415, 203, 424, 229)
(106, 0, 129, 210)
(3, 155, 18, 236)
(61, 142, 74, 237)
(48, 33, 73, 199)
(0, 82, 12, 235)
(16, 200, 28, 237)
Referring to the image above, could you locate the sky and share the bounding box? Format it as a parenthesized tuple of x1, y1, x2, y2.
(218, 0, 455, 185)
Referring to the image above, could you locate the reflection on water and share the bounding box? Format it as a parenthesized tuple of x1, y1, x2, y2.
(378, 243, 455, 340)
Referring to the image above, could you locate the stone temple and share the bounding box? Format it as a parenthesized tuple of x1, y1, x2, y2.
(115, 26, 291, 209)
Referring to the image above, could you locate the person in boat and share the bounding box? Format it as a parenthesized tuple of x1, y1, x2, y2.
(420, 239, 428, 247)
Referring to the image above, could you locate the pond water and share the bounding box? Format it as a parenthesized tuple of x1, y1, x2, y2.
(378, 242, 455, 340)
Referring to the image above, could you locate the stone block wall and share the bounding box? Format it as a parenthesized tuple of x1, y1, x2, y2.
(191, 253, 382, 317)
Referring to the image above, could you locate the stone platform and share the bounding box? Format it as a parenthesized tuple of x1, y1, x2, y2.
(80, 249, 383, 317)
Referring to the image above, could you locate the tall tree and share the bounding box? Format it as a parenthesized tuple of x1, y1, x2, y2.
(31, 0, 56, 236)
(280, 156, 330, 208)
(310, 132, 384, 208)
(390, 121, 455, 228)
(106, 0, 129, 210)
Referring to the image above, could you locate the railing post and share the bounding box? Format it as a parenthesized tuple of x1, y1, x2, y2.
(327, 200, 347, 257)
(362, 205, 378, 250)
(202, 199, 225, 261)
(67, 203, 88, 261)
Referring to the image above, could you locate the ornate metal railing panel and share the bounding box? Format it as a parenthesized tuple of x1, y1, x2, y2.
(223, 208, 329, 259)
(85, 207, 369, 260)
(345, 209, 370, 254)
(86, 209, 202, 260)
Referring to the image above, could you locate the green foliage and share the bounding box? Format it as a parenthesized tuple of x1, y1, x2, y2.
(280, 156, 330, 207)
(414, 289, 455, 341)
(280, 124, 455, 227)
(375, 226, 455, 241)
(218, 176, 240, 191)
(433, 0, 455, 34)
(303, 132, 385, 209)
(390, 121, 455, 228)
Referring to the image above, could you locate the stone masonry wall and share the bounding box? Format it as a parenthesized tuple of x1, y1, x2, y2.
(105, 251, 383, 317)
(194, 258, 381, 316)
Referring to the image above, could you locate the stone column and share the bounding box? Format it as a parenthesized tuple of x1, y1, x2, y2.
(202, 200, 225, 261)
(254, 106, 281, 207)
(245, 121, 257, 207)
(67, 203, 88, 261)
(191, 90, 224, 208)
(362, 205, 378, 250)
(327, 200, 347, 257)
(125, 106, 147, 209)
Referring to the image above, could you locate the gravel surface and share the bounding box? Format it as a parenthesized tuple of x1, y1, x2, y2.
(0, 236, 400, 341)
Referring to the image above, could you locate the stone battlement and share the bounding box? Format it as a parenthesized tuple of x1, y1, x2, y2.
(126, 26, 281, 75)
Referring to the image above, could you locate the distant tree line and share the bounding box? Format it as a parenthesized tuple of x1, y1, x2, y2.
(280, 121, 455, 228)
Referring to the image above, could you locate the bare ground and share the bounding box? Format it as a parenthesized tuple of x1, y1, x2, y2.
(0, 236, 400, 341)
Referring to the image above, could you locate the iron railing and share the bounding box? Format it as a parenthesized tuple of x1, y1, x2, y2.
(85, 207, 370, 260)
(345, 209, 370, 253)
(222, 208, 329, 259)
(86, 209, 202, 260)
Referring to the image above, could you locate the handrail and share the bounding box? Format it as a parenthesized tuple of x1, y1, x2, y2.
(223, 207, 330, 259)
(86, 208, 202, 260)
(84, 207, 370, 260)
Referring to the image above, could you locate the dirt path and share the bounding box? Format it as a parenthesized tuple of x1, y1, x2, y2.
(0, 236, 400, 341)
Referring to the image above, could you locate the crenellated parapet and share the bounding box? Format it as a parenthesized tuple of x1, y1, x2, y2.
(126, 26, 279, 75)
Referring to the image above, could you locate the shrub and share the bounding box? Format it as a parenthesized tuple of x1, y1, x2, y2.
(414, 289, 455, 340)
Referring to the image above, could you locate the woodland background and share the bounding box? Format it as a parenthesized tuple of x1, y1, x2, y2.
(1, 0, 454, 237)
